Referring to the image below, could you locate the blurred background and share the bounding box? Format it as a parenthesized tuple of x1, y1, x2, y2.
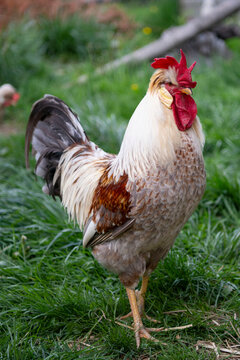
(0, 0, 240, 358)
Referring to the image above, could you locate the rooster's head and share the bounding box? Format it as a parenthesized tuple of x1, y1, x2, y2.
(149, 49, 197, 131)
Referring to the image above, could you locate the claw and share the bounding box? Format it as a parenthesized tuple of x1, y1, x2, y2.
(135, 326, 159, 348)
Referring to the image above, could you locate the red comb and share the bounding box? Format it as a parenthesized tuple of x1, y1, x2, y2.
(151, 49, 197, 88)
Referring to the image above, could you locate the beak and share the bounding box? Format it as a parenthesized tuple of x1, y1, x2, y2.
(181, 88, 192, 96)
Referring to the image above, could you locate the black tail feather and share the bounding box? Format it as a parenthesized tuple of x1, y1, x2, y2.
(25, 95, 89, 197)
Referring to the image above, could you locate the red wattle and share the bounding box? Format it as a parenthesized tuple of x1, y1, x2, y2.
(171, 93, 197, 131)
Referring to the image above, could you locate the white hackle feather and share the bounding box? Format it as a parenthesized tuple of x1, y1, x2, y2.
(54, 143, 111, 229)
(109, 92, 181, 182)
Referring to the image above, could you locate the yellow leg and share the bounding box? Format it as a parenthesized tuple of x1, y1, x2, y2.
(120, 276, 149, 320)
(126, 288, 157, 348)
(140, 275, 149, 296)
(120, 276, 159, 323)
(137, 275, 160, 323)
(137, 275, 149, 315)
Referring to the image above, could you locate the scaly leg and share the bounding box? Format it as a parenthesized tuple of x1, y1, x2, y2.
(120, 275, 149, 319)
(125, 287, 157, 348)
(138, 275, 160, 323)
(120, 276, 160, 323)
(137, 275, 149, 313)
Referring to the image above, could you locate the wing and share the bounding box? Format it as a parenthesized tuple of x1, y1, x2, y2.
(83, 218, 135, 248)
(83, 169, 135, 248)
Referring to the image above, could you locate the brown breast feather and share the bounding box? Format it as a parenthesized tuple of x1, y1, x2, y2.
(90, 169, 132, 234)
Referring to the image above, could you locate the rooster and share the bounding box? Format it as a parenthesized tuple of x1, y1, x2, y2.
(0, 84, 20, 121)
(25, 50, 206, 347)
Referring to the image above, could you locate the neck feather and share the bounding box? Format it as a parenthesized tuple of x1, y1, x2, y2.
(110, 91, 204, 182)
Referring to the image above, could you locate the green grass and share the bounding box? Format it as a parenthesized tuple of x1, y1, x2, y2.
(39, 16, 114, 61)
(0, 19, 45, 87)
(1, 3, 240, 359)
(121, 0, 179, 34)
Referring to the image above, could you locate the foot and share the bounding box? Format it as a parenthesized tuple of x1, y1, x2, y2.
(134, 323, 159, 348)
(119, 288, 163, 348)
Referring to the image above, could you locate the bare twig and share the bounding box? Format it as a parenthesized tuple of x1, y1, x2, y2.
(225, 331, 240, 346)
(230, 322, 240, 340)
(161, 324, 193, 331)
(212, 341, 220, 360)
(163, 310, 187, 315)
(196, 341, 240, 356)
(76, 340, 91, 348)
(147, 324, 193, 332)
(67, 338, 98, 351)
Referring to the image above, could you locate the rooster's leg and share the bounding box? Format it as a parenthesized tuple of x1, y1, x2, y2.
(120, 276, 160, 323)
(137, 275, 149, 316)
(120, 276, 149, 320)
(138, 275, 160, 323)
(125, 287, 157, 348)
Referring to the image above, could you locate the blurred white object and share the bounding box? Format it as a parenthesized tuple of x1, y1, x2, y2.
(0, 84, 20, 122)
(180, 0, 225, 18)
(0, 84, 20, 108)
(201, 0, 216, 16)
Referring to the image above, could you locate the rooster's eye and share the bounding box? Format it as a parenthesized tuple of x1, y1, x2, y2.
(166, 82, 174, 87)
